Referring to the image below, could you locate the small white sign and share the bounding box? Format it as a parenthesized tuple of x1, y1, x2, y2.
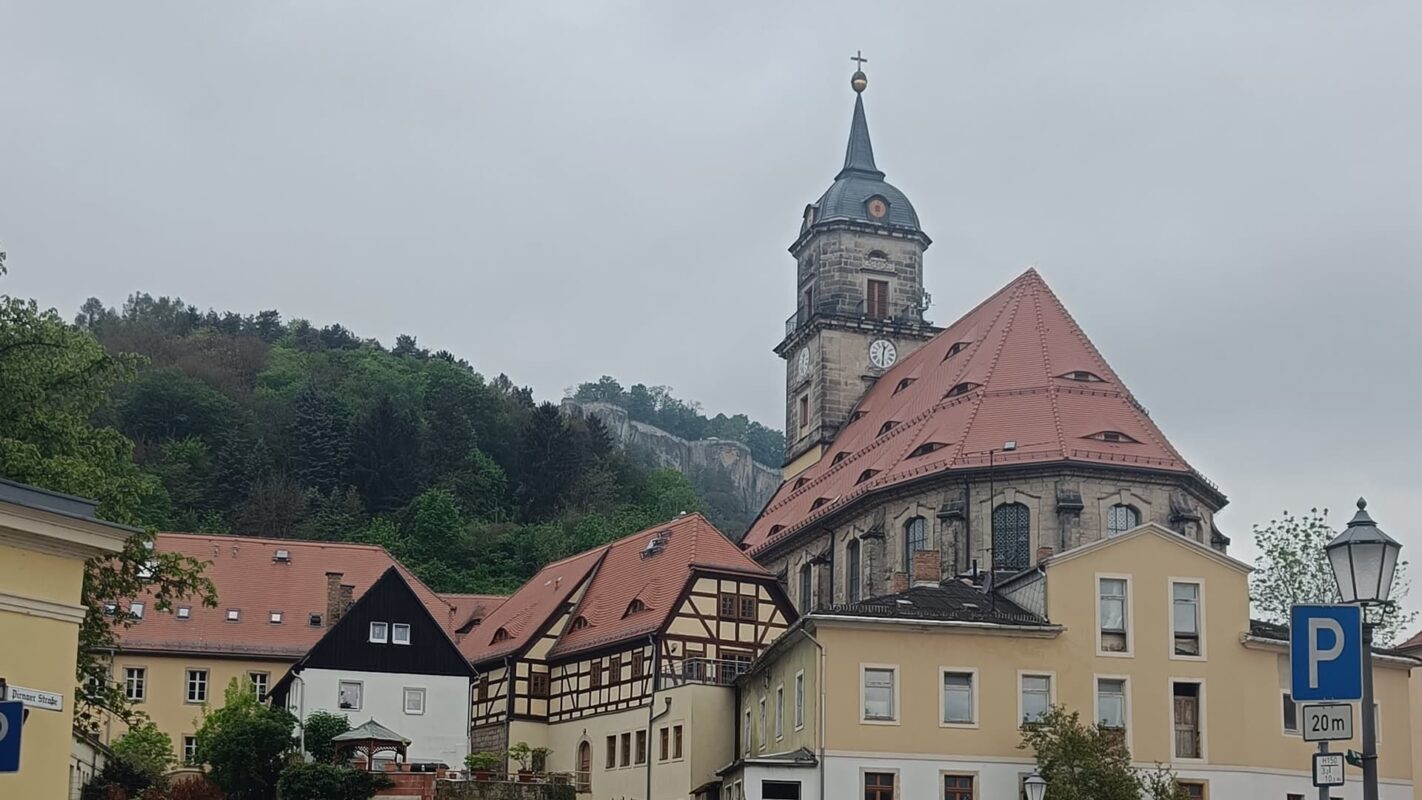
(1303, 703, 1354, 742)
(6, 685, 63, 712)
(1313, 752, 1345, 787)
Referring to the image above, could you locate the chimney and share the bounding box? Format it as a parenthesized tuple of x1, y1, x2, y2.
(912, 549, 941, 587)
(325, 572, 345, 626)
(338, 584, 354, 620)
(1036, 545, 1055, 565)
(891, 571, 908, 593)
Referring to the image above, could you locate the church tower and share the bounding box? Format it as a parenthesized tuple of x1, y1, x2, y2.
(776, 59, 938, 476)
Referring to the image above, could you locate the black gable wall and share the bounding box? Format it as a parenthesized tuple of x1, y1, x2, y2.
(301, 567, 474, 677)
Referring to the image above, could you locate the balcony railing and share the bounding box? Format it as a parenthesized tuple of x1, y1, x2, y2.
(784, 298, 928, 337)
(658, 657, 752, 687)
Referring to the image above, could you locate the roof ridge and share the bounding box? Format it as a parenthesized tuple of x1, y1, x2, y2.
(944, 280, 1027, 468)
(158, 532, 388, 552)
(1030, 280, 1070, 462)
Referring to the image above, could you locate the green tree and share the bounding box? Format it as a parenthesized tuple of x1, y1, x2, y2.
(288, 384, 351, 493)
(1251, 507, 1416, 645)
(301, 710, 351, 763)
(348, 395, 423, 514)
(111, 719, 177, 781)
(194, 678, 298, 800)
(1019, 706, 1151, 800)
(277, 762, 392, 800)
(111, 367, 238, 444)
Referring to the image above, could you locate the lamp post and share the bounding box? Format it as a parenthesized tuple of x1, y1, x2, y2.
(1324, 498, 1401, 800)
(986, 440, 1017, 572)
(1023, 771, 1047, 800)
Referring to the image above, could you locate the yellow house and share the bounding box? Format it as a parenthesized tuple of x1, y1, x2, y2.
(0, 478, 136, 800)
(723, 523, 1416, 800)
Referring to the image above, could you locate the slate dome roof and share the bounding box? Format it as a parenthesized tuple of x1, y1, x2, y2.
(806, 92, 921, 233)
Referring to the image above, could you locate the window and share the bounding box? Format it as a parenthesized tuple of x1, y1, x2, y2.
(1061, 370, 1104, 382)
(625, 598, 647, 616)
(943, 774, 974, 800)
(608, 655, 621, 684)
(404, 687, 426, 715)
(369, 621, 389, 643)
(1106, 504, 1139, 536)
(1099, 578, 1129, 653)
(338, 680, 363, 711)
(992, 503, 1031, 571)
(605, 735, 616, 769)
(130, 602, 145, 619)
(865, 772, 895, 800)
(225, 608, 240, 621)
(248, 671, 269, 698)
(177, 606, 191, 620)
(308, 612, 323, 626)
(739, 594, 757, 620)
(576, 742, 591, 792)
(867, 279, 889, 318)
(719, 592, 738, 619)
(477, 676, 489, 701)
(794, 672, 806, 729)
(1096, 678, 1127, 730)
(185, 669, 208, 703)
(857, 469, 880, 484)
(1021, 674, 1052, 724)
(776, 685, 785, 738)
(743, 710, 752, 756)
(392, 622, 411, 645)
(862, 666, 897, 722)
(847, 539, 862, 604)
(530, 672, 550, 698)
(620, 732, 631, 767)
(799, 564, 814, 612)
(182, 736, 197, 766)
(1177, 781, 1206, 799)
(590, 661, 603, 689)
(945, 382, 980, 398)
(570, 616, 590, 631)
(1173, 682, 1201, 759)
(631, 650, 644, 679)
(673, 724, 682, 759)
(941, 671, 975, 725)
(634, 730, 647, 764)
(798, 394, 810, 432)
(1282, 692, 1298, 732)
(1172, 582, 1201, 656)
(758, 696, 767, 748)
(909, 441, 946, 458)
(763, 781, 803, 800)
(659, 727, 669, 761)
(903, 516, 928, 570)
(124, 667, 146, 702)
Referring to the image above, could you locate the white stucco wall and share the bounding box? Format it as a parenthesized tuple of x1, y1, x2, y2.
(294, 668, 470, 767)
(732, 763, 820, 800)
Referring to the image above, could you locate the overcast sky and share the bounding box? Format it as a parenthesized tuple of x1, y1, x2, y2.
(3, 2, 1420, 603)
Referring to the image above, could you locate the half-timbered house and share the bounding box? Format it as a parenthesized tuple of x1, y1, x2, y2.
(461, 513, 796, 800)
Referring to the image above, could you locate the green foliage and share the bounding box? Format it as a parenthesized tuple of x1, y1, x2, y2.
(1018, 706, 1141, 800)
(302, 710, 352, 763)
(0, 295, 217, 728)
(1250, 507, 1416, 645)
(80, 756, 161, 800)
(465, 751, 505, 771)
(112, 720, 177, 780)
(276, 762, 393, 800)
(573, 376, 784, 465)
(193, 678, 298, 800)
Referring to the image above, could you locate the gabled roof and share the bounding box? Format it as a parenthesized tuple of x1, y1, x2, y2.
(745, 269, 1218, 554)
(1045, 522, 1252, 574)
(460, 514, 778, 665)
(443, 593, 507, 634)
(120, 533, 459, 658)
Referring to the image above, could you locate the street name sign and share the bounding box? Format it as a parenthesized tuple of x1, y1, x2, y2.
(0, 700, 22, 773)
(1302, 703, 1354, 742)
(1312, 752, 1345, 788)
(4, 684, 63, 712)
(1290, 604, 1363, 702)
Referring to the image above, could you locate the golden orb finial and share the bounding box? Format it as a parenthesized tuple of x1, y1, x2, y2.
(850, 50, 868, 93)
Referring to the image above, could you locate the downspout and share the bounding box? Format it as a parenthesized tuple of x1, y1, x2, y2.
(501, 656, 513, 759)
(644, 635, 668, 800)
(466, 666, 481, 767)
(792, 626, 826, 800)
(293, 674, 306, 757)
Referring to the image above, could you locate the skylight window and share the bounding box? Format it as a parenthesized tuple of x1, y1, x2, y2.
(768, 524, 786, 537)
(908, 442, 946, 458)
(177, 606, 191, 620)
(129, 602, 145, 620)
(226, 609, 241, 622)
(269, 611, 282, 624)
(1060, 370, 1104, 382)
(944, 382, 981, 398)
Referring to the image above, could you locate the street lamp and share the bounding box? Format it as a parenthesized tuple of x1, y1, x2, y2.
(1023, 771, 1047, 800)
(1324, 498, 1401, 800)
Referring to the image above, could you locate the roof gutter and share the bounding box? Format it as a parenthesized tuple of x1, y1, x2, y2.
(1240, 634, 1420, 668)
(808, 614, 1063, 637)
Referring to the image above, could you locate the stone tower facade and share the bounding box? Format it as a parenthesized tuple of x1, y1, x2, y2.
(775, 69, 938, 476)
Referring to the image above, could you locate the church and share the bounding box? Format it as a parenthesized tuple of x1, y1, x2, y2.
(745, 61, 1228, 615)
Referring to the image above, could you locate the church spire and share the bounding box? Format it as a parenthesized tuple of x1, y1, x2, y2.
(838, 52, 884, 180)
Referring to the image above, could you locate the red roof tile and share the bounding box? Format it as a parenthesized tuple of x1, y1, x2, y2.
(442, 593, 508, 632)
(120, 533, 459, 658)
(744, 268, 1208, 554)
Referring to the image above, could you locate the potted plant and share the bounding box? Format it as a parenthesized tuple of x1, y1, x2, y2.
(530, 746, 552, 777)
(507, 742, 540, 782)
(464, 751, 503, 781)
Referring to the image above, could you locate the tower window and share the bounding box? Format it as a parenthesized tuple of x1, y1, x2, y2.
(797, 394, 810, 433)
(908, 441, 946, 458)
(943, 341, 971, 360)
(867, 249, 888, 260)
(945, 382, 981, 399)
(866, 280, 889, 318)
(1060, 370, 1105, 382)
(893, 378, 916, 394)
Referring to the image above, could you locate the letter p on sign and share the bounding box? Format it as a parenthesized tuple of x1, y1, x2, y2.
(1290, 605, 1363, 702)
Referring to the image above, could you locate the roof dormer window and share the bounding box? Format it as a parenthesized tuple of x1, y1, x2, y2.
(908, 441, 946, 458)
(856, 469, 879, 485)
(849, 411, 866, 423)
(877, 421, 899, 436)
(893, 378, 915, 395)
(624, 599, 648, 617)
(943, 341, 971, 361)
(832, 452, 850, 465)
(1060, 370, 1104, 382)
(793, 477, 809, 490)
(1088, 430, 1139, 444)
(570, 616, 590, 631)
(810, 497, 831, 510)
(492, 627, 511, 643)
(768, 524, 786, 537)
(945, 382, 981, 399)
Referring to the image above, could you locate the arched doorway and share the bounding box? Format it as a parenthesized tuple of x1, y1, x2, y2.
(576, 741, 591, 792)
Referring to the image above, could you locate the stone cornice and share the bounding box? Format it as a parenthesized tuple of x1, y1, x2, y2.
(0, 504, 135, 560)
(0, 590, 88, 625)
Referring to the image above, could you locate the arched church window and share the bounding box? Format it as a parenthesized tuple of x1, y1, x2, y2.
(799, 563, 814, 612)
(992, 503, 1031, 572)
(847, 539, 862, 604)
(903, 516, 928, 570)
(1107, 504, 1140, 537)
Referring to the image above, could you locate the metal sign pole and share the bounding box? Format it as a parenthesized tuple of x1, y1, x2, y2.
(1317, 741, 1329, 800)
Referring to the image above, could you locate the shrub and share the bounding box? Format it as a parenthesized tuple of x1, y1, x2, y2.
(164, 776, 226, 800)
(277, 762, 394, 800)
(111, 720, 176, 781)
(302, 711, 352, 763)
(464, 751, 504, 771)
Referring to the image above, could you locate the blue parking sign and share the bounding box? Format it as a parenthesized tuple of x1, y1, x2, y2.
(0, 700, 22, 773)
(1290, 604, 1364, 702)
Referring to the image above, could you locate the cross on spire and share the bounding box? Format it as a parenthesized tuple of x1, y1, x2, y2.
(850, 50, 868, 69)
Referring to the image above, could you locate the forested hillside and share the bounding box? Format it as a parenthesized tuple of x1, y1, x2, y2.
(12, 291, 778, 594)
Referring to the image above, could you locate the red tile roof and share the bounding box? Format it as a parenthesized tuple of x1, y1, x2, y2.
(443, 593, 508, 632)
(1397, 629, 1422, 652)
(120, 533, 461, 658)
(460, 513, 774, 665)
(744, 268, 1210, 554)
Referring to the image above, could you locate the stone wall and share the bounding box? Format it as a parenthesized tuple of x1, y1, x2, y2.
(560, 400, 781, 538)
(436, 780, 575, 800)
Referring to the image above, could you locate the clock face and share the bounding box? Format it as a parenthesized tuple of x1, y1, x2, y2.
(867, 197, 888, 219)
(868, 339, 897, 369)
(795, 348, 811, 381)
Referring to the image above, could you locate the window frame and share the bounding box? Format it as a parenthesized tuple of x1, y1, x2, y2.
(268, 610, 282, 624)
(799, 564, 814, 612)
(862, 768, 898, 800)
(369, 621, 389, 643)
(1176, 779, 1208, 799)
(1168, 678, 1206, 762)
(940, 771, 977, 800)
(673, 723, 683, 760)
(605, 735, 616, 769)
(1281, 689, 1299, 736)
(1094, 674, 1132, 750)
(1095, 573, 1134, 657)
(184, 668, 208, 704)
(847, 538, 862, 604)
(938, 667, 979, 728)
(775, 684, 785, 740)
(634, 729, 647, 765)
(124, 666, 146, 702)
(403, 686, 427, 715)
(338, 680, 364, 711)
(182, 735, 198, 766)
(1106, 503, 1140, 537)
(859, 663, 900, 725)
(391, 622, 411, 645)
(902, 516, 928, 571)
(620, 732, 632, 767)
(248, 671, 269, 698)
(1168, 578, 1206, 660)
(1017, 670, 1055, 726)
(659, 726, 670, 762)
(793, 670, 806, 730)
(758, 695, 767, 750)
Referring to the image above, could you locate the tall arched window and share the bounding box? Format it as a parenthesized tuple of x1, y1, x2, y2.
(903, 516, 928, 570)
(992, 503, 1031, 572)
(1107, 504, 1140, 537)
(847, 539, 862, 604)
(799, 563, 814, 612)
(576, 741, 591, 792)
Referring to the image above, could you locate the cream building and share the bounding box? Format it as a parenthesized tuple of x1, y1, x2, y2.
(724, 524, 1416, 800)
(0, 479, 136, 800)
